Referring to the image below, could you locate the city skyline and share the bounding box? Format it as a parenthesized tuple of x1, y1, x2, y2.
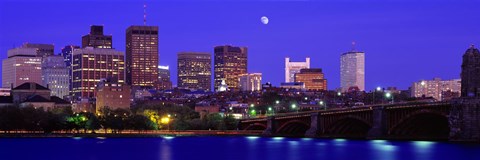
(1, 0, 479, 90)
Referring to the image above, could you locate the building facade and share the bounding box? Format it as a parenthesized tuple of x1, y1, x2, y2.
(177, 52, 211, 91)
(294, 68, 327, 91)
(61, 45, 81, 93)
(280, 82, 305, 90)
(239, 73, 262, 91)
(214, 45, 247, 91)
(340, 50, 365, 92)
(126, 25, 159, 88)
(461, 45, 480, 97)
(72, 47, 125, 99)
(22, 43, 54, 57)
(411, 78, 461, 101)
(82, 25, 112, 49)
(95, 79, 131, 113)
(2, 47, 42, 88)
(156, 65, 172, 90)
(42, 55, 69, 98)
(285, 57, 310, 83)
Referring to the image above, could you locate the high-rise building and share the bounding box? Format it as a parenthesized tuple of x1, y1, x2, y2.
(461, 45, 480, 97)
(214, 45, 247, 91)
(2, 47, 42, 88)
(126, 26, 159, 88)
(22, 43, 54, 57)
(61, 45, 80, 93)
(340, 49, 365, 92)
(285, 57, 310, 83)
(82, 25, 112, 49)
(411, 78, 461, 101)
(95, 78, 131, 113)
(156, 65, 172, 90)
(72, 47, 125, 99)
(42, 55, 69, 98)
(177, 52, 211, 91)
(294, 68, 327, 91)
(239, 73, 262, 91)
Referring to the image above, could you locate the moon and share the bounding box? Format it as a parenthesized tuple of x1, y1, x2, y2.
(261, 16, 269, 25)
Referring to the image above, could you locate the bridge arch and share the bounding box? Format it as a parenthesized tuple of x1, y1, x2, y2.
(243, 123, 267, 131)
(276, 120, 310, 136)
(389, 109, 449, 139)
(325, 115, 372, 137)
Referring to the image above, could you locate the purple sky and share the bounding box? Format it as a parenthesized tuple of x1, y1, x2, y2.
(1, 0, 479, 90)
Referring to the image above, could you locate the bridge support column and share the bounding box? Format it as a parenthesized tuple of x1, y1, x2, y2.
(449, 98, 480, 142)
(305, 112, 321, 137)
(367, 107, 386, 139)
(262, 116, 276, 136)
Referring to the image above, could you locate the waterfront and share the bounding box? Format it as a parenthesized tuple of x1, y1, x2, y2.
(1, 136, 479, 160)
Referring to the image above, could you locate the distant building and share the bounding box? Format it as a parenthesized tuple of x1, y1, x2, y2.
(82, 25, 112, 49)
(461, 45, 480, 97)
(294, 68, 327, 91)
(11, 82, 70, 111)
(42, 55, 69, 98)
(285, 57, 310, 83)
(2, 47, 42, 88)
(239, 73, 262, 91)
(61, 45, 80, 93)
(280, 82, 305, 90)
(195, 102, 220, 119)
(0, 88, 10, 96)
(126, 25, 159, 88)
(177, 52, 211, 91)
(340, 47, 365, 92)
(214, 45, 247, 91)
(95, 79, 131, 113)
(72, 47, 125, 99)
(22, 43, 54, 57)
(411, 78, 461, 101)
(156, 65, 172, 90)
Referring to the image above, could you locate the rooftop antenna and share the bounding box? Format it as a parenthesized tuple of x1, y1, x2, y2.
(143, 3, 147, 25)
(351, 41, 356, 51)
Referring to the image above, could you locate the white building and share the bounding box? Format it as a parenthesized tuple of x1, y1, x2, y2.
(2, 47, 43, 88)
(340, 51, 365, 92)
(42, 55, 70, 98)
(239, 73, 262, 91)
(411, 78, 461, 101)
(285, 57, 310, 83)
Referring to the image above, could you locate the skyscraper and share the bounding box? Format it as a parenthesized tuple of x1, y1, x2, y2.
(461, 45, 480, 97)
(22, 43, 54, 57)
(294, 68, 327, 91)
(177, 52, 211, 91)
(42, 55, 69, 98)
(72, 47, 125, 99)
(156, 65, 172, 90)
(61, 45, 80, 93)
(285, 57, 310, 83)
(340, 48, 365, 92)
(126, 25, 159, 88)
(239, 73, 262, 91)
(214, 45, 247, 91)
(2, 47, 42, 88)
(82, 25, 112, 49)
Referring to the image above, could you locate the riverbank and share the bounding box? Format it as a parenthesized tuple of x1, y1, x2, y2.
(0, 130, 263, 138)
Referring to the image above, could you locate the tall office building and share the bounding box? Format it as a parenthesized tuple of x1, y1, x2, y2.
(156, 65, 172, 90)
(177, 52, 211, 91)
(461, 45, 480, 97)
(61, 45, 80, 93)
(294, 68, 327, 91)
(411, 78, 461, 101)
(82, 25, 112, 49)
(72, 47, 125, 99)
(340, 49, 365, 92)
(2, 47, 42, 88)
(214, 45, 247, 91)
(239, 73, 262, 91)
(22, 43, 54, 57)
(42, 55, 69, 98)
(285, 57, 310, 83)
(126, 25, 159, 88)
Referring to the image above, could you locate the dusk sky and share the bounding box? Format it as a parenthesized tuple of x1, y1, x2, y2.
(1, 0, 479, 90)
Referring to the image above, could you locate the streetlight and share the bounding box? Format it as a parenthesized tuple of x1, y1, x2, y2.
(376, 86, 382, 91)
(304, 97, 308, 100)
(337, 92, 342, 96)
(161, 116, 171, 130)
(275, 100, 280, 104)
(291, 104, 297, 113)
(319, 101, 326, 110)
(250, 104, 255, 108)
(385, 92, 394, 104)
(268, 107, 274, 116)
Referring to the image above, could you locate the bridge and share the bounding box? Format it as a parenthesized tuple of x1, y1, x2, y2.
(239, 100, 480, 142)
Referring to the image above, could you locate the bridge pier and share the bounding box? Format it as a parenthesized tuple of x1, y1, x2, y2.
(262, 116, 277, 136)
(367, 107, 386, 139)
(449, 98, 480, 142)
(305, 112, 321, 137)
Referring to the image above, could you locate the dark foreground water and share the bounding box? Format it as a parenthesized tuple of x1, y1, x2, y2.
(1, 136, 480, 160)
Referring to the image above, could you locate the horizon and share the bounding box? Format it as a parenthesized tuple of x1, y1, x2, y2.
(1, 0, 479, 90)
